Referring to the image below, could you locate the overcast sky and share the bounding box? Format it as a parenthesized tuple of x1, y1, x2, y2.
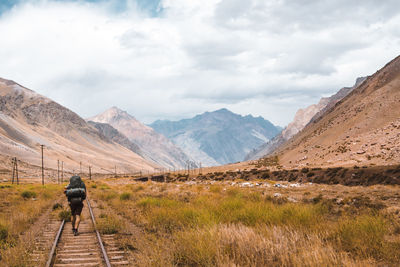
(0, 0, 399, 126)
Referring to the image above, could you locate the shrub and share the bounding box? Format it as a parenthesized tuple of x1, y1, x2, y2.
(21, 190, 37, 199)
(261, 173, 270, 179)
(58, 209, 71, 221)
(97, 214, 123, 234)
(306, 172, 315, 177)
(52, 203, 63, 210)
(120, 192, 131, 200)
(301, 168, 309, 173)
(0, 223, 9, 243)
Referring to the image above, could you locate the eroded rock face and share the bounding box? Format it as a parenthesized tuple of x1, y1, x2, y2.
(246, 77, 367, 161)
(89, 107, 193, 169)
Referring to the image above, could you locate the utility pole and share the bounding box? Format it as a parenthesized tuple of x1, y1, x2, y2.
(61, 161, 64, 183)
(57, 160, 60, 184)
(114, 165, 117, 177)
(11, 158, 15, 184)
(41, 145, 44, 186)
(15, 158, 19, 185)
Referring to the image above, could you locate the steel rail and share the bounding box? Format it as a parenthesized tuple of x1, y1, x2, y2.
(45, 219, 65, 267)
(87, 198, 112, 267)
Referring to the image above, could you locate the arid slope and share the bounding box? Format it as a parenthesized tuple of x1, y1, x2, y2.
(0, 78, 157, 174)
(276, 56, 400, 168)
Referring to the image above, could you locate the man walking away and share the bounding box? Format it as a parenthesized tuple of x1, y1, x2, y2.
(65, 175, 86, 236)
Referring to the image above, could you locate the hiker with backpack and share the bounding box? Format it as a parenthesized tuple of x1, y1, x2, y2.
(64, 175, 86, 236)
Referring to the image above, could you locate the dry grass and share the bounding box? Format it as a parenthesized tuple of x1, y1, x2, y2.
(0, 183, 63, 265)
(89, 180, 400, 266)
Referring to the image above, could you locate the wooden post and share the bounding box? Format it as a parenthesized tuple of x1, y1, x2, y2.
(57, 160, 60, 184)
(15, 158, 19, 185)
(61, 161, 64, 183)
(11, 158, 15, 184)
(89, 166, 92, 180)
(114, 165, 117, 177)
(41, 145, 44, 186)
(80, 161, 82, 175)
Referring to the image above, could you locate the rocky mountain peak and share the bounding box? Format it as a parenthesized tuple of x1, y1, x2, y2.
(88, 106, 135, 124)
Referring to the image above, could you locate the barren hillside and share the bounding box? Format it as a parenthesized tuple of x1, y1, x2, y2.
(0, 78, 157, 175)
(275, 56, 400, 168)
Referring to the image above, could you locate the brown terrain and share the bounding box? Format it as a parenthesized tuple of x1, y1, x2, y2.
(274, 56, 400, 168)
(0, 78, 157, 180)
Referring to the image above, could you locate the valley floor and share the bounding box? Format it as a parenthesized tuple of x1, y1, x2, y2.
(1, 172, 399, 266)
(89, 177, 400, 266)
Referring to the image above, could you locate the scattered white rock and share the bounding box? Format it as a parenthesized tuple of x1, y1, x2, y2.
(273, 193, 282, 198)
(287, 197, 298, 203)
(274, 183, 288, 188)
(289, 183, 301, 188)
(240, 182, 254, 187)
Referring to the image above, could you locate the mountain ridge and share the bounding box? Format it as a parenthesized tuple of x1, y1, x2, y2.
(150, 108, 280, 165)
(276, 55, 400, 167)
(0, 77, 157, 174)
(88, 107, 193, 169)
(245, 76, 367, 161)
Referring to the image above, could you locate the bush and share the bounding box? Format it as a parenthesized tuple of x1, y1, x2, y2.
(0, 223, 9, 243)
(301, 168, 309, 173)
(59, 209, 71, 221)
(120, 192, 131, 200)
(306, 172, 315, 177)
(21, 190, 37, 199)
(52, 203, 63, 210)
(97, 214, 123, 234)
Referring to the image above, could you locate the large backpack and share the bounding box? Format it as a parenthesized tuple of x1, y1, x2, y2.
(66, 188, 86, 198)
(66, 176, 86, 202)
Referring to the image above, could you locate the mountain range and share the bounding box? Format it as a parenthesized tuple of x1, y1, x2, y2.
(88, 107, 193, 170)
(0, 78, 156, 174)
(150, 108, 281, 165)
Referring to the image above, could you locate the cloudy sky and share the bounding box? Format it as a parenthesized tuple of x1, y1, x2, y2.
(0, 0, 399, 126)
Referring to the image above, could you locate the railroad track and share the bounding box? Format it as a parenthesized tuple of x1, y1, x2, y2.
(42, 198, 128, 267)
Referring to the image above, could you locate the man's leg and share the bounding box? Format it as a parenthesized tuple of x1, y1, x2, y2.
(71, 215, 76, 230)
(74, 215, 81, 230)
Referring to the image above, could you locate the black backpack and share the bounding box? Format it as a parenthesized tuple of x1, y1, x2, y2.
(66, 176, 86, 202)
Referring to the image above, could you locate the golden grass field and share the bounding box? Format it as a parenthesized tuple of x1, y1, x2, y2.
(88, 177, 400, 267)
(0, 170, 399, 267)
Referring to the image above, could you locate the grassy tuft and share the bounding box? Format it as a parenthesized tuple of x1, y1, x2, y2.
(97, 214, 123, 234)
(20, 190, 37, 199)
(59, 209, 71, 221)
(120, 192, 131, 200)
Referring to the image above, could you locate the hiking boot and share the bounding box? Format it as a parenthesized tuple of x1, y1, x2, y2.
(74, 229, 79, 236)
(72, 228, 75, 233)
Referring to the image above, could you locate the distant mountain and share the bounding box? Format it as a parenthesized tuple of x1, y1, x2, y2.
(88, 107, 192, 169)
(0, 77, 156, 173)
(150, 108, 280, 166)
(245, 77, 367, 161)
(87, 121, 144, 157)
(276, 55, 400, 168)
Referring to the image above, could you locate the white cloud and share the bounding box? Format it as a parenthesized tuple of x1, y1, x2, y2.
(0, 0, 399, 127)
